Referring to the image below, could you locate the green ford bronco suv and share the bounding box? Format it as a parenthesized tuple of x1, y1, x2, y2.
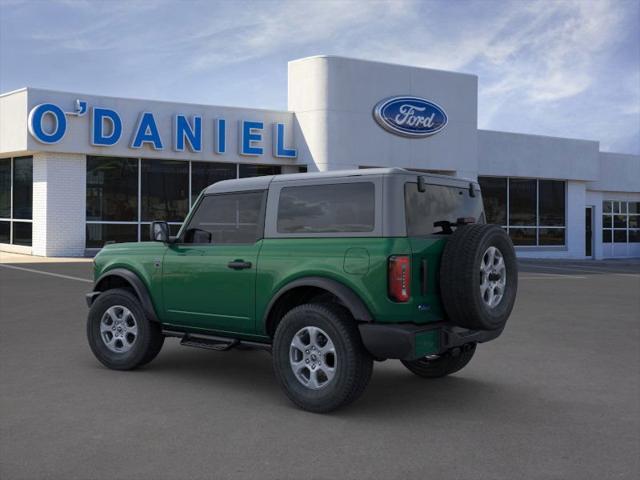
(86, 168, 517, 412)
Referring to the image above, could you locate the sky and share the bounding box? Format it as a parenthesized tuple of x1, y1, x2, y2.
(1, 0, 639, 154)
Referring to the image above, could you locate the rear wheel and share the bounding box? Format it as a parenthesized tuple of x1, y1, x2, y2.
(87, 288, 164, 370)
(401, 344, 476, 378)
(272, 303, 373, 413)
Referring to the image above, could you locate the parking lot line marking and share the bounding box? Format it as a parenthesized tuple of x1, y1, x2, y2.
(520, 263, 632, 275)
(520, 274, 586, 280)
(0, 264, 93, 283)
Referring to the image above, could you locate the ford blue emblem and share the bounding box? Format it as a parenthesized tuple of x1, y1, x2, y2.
(373, 96, 447, 138)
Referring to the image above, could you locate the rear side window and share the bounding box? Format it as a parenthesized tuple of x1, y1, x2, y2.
(183, 191, 265, 244)
(277, 183, 375, 233)
(405, 182, 484, 236)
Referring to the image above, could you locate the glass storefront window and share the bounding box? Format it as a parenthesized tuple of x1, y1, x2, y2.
(0, 220, 9, 243)
(141, 160, 189, 222)
(12, 222, 32, 246)
(478, 177, 506, 225)
(603, 200, 639, 246)
(86, 157, 138, 221)
(86, 224, 138, 248)
(12, 156, 33, 220)
(539, 228, 565, 246)
(613, 230, 627, 243)
(509, 227, 537, 246)
(85, 157, 293, 249)
(613, 215, 627, 228)
(0, 159, 10, 218)
(191, 162, 236, 204)
(239, 164, 281, 178)
(478, 176, 566, 246)
(539, 180, 565, 226)
(0, 156, 33, 246)
(508, 179, 536, 226)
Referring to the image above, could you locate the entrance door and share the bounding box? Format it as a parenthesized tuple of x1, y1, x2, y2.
(161, 190, 266, 334)
(585, 206, 593, 257)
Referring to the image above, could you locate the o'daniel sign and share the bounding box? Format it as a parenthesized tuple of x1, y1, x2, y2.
(27, 99, 298, 159)
(373, 96, 447, 138)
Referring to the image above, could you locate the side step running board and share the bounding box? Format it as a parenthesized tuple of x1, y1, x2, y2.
(181, 335, 238, 351)
(162, 329, 271, 353)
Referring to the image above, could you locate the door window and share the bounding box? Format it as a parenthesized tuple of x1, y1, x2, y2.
(183, 191, 265, 244)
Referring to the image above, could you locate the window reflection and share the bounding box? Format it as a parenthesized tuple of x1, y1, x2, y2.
(87, 157, 138, 221)
(478, 177, 506, 225)
(141, 160, 189, 222)
(278, 183, 375, 234)
(0, 159, 10, 218)
(478, 176, 566, 246)
(509, 179, 536, 226)
(239, 164, 281, 178)
(191, 162, 236, 204)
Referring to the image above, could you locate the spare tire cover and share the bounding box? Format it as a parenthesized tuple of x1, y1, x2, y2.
(439, 224, 518, 331)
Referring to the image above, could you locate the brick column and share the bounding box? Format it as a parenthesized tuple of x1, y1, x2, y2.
(32, 152, 86, 257)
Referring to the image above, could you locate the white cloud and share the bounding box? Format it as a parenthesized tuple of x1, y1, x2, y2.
(2, 0, 638, 153)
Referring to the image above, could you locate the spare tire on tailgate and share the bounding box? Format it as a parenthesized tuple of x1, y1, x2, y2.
(439, 224, 517, 331)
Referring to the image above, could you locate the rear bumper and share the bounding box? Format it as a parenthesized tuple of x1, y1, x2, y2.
(358, 322, 503, 361)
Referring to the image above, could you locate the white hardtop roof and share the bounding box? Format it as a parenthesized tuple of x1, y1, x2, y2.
(204, 168, 476, 195)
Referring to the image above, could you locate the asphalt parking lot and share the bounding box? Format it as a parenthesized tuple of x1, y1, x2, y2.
(1, 258, 639, 480)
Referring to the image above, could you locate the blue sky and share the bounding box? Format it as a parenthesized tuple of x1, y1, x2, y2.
(1, 0, 639, 154)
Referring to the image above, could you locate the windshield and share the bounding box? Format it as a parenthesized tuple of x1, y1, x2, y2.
(404, 182, 484, 236)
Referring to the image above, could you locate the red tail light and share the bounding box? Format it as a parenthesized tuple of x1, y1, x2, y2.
(388, 255, 411, 302)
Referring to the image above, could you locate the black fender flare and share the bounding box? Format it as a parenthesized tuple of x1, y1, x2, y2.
(263, 276, 373, 328)
(90, 268, 159, 322)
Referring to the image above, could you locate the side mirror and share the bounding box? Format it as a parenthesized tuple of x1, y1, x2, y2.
(150, 221, 170, 242)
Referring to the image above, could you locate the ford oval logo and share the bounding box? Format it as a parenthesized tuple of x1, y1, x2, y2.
(373, 96, 447, 138)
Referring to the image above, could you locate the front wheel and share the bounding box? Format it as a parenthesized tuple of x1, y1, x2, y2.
(401, 344, 476, 378)
(272, 303, 373, 413)
(87, 288, 164, 370)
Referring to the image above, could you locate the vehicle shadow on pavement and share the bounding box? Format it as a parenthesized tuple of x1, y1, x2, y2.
(118, 342, 536, 419)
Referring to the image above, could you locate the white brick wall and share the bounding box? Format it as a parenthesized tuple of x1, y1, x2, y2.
(32, 152, 86, 256)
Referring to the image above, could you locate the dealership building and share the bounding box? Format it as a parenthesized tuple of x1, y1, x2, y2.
(0, 55, 638, 258)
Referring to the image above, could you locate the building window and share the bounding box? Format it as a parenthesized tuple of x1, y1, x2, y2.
(602, 201, 639, 244)
(239, 164, 281, 178)
(86, 156, 290, 248)
(477, 177, 506, 226)
(478, 176, 566, 246)
(141, 159, 189, 222)
(87, 157, 138, 221)
(191, 162, 236, 204)
(0, 156, 33, 246)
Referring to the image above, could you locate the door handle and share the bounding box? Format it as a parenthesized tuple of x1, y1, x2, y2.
(227, 260, 252, 270)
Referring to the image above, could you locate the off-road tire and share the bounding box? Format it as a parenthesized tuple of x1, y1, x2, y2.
(272, 303, 373, 413)
(440, 224, 517, 331)
(87, 288, 164, 370)
(401, 344, 476, 378)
